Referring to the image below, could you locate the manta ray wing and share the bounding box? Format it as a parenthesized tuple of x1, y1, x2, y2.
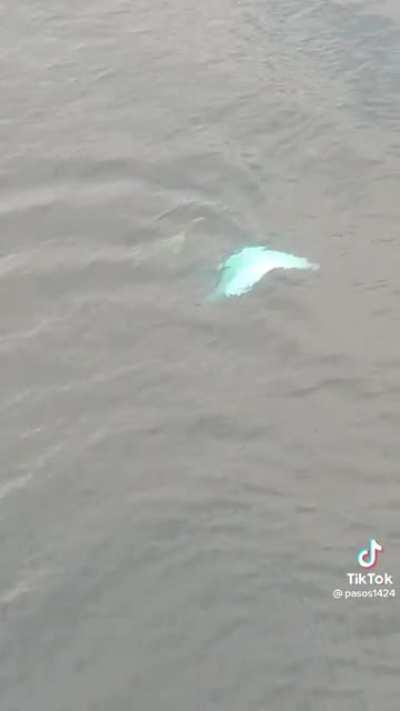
(210, 246, 318, 300)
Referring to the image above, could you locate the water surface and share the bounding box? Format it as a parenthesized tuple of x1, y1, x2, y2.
(1, 1, 400, 709)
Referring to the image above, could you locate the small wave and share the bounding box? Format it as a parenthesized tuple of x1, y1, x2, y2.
(0, 473, 32, 503)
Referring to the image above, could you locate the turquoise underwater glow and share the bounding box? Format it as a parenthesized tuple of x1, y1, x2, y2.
(210, 246, 319, 299)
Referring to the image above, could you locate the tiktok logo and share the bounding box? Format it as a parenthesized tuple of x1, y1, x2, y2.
(357, 539, 383, 569)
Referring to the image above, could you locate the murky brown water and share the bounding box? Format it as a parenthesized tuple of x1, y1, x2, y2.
(1, 1, 400, 709)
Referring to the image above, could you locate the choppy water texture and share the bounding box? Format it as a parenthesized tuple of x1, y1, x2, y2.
(1, 1, 400, 710)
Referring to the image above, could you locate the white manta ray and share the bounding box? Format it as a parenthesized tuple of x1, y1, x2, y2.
(209, 246, 319, 300)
